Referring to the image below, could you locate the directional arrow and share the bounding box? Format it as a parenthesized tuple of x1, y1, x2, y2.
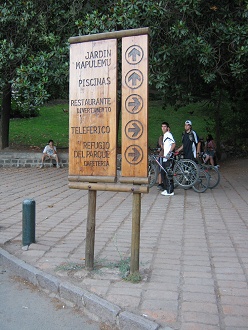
(128, 122, 141, 137)
(128, 147, 141, 162)
(128, 48, 141, 62)
(127, 97, 141, 112)
(128, 72, 141, 86)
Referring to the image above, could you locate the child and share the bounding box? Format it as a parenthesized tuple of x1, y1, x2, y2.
(40, 140, 60, 168)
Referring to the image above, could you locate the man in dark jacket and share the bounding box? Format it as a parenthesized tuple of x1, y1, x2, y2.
(176, 120, 201, 160)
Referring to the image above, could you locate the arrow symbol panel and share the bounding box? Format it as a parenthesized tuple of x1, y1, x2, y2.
(125, 120, 143, 140)
(125, 69, 143, 89)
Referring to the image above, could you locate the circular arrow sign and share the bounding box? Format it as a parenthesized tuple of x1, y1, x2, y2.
(125, 69, 143, 89)
(124, 120, 143, 140)
(125, 94, 143, 114)
(124, 145, 143, 165)
(125, 45, 144, 65)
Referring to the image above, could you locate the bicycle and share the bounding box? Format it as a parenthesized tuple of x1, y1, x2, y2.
(192, 167, 210, 193)
(190, 153, 220, 193)
(151, 151, 199, 189)
(120, 149, 201, 190)
(150, 150, 220, 193)
(148, 148, 160, 188)
(198, 153, 220, 189)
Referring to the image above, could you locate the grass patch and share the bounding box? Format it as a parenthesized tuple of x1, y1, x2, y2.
(96, 257, 142, 283)
(105, 257, 131, 279)
(9, 100, 215, 149)
(125, 271, 142, 283)
(148, 101, 214, 147)
(10, 103, 69, 149)
(54, 258, 142, 283)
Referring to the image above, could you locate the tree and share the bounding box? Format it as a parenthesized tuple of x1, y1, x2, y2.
(1, 0, 248, 150)
(0, 0, 91, 149)
(0, 0, 121, 149)
(78, 0, 248, 150)
(149, 0, 248, 151)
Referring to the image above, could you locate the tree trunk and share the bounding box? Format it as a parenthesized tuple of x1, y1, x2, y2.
(0, 83, 11, 150)
(215, 90, 222, 161)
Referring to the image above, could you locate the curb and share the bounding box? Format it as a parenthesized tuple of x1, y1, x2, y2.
(0, 247, 161, 330)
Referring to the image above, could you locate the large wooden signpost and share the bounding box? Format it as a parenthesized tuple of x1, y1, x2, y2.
(68, 28, 149, 273)
(69, 39, 117, 180)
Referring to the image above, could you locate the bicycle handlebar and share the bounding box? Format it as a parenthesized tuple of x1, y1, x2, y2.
(149, 147, 180, 157)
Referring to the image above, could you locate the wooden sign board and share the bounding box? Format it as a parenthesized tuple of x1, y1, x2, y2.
(69, 39, 117, 179)
(121, 35, 148, 178)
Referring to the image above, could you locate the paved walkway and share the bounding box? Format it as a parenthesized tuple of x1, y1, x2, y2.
(0, 158, 248, 329)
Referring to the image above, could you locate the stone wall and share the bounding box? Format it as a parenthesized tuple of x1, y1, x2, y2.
(0, 152, 69, 168)
(0, 152, 122, 169)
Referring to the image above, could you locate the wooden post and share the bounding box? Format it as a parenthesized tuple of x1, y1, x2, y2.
(85, 190, 97, 270)
(130, 192, 141, 274)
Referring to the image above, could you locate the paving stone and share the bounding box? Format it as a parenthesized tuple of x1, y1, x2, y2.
(1, 159, 248, 329)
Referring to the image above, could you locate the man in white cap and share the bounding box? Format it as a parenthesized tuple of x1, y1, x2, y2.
(176, 120, 201, 160)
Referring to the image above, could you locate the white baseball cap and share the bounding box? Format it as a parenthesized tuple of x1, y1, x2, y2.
(185, 120, 192, 126)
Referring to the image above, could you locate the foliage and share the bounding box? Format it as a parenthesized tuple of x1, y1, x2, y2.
(0, 0, 87, 116)
(77, 0, 248, 143)
(152, 1, 248, 103)
(2, 0, 248, 148)
(74, 1, 248, 102)
(125, 271, 142, 283)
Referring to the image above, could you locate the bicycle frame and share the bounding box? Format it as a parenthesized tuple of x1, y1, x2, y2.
(151, 155, 182, 179)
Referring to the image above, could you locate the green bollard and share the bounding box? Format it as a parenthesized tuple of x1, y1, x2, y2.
(22, 199, 36, 246)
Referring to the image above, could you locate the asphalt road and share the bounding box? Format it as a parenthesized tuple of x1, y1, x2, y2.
(0, 263, 101, 330)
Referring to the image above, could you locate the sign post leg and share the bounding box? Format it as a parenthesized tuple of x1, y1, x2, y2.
(85, 190, 96, 270)
(130, 192, 141, 274)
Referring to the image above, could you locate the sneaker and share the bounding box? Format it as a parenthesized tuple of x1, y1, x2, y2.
(56, 164, 60, 168)
(161, 190, 174, 196)
(39, 164, 44, 168)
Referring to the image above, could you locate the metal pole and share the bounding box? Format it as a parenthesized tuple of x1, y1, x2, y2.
(22, 199, 36, 246)
(130, 192, 141, 274)
(85, 190, 97, 270)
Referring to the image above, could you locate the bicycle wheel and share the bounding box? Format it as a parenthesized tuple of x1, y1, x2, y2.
(192, 168, 210, 193)
(173, 159, 199, 188)
(173, 177, 179, 189)
(148, 161, 159, 188)
(202, 165, 220, 189)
